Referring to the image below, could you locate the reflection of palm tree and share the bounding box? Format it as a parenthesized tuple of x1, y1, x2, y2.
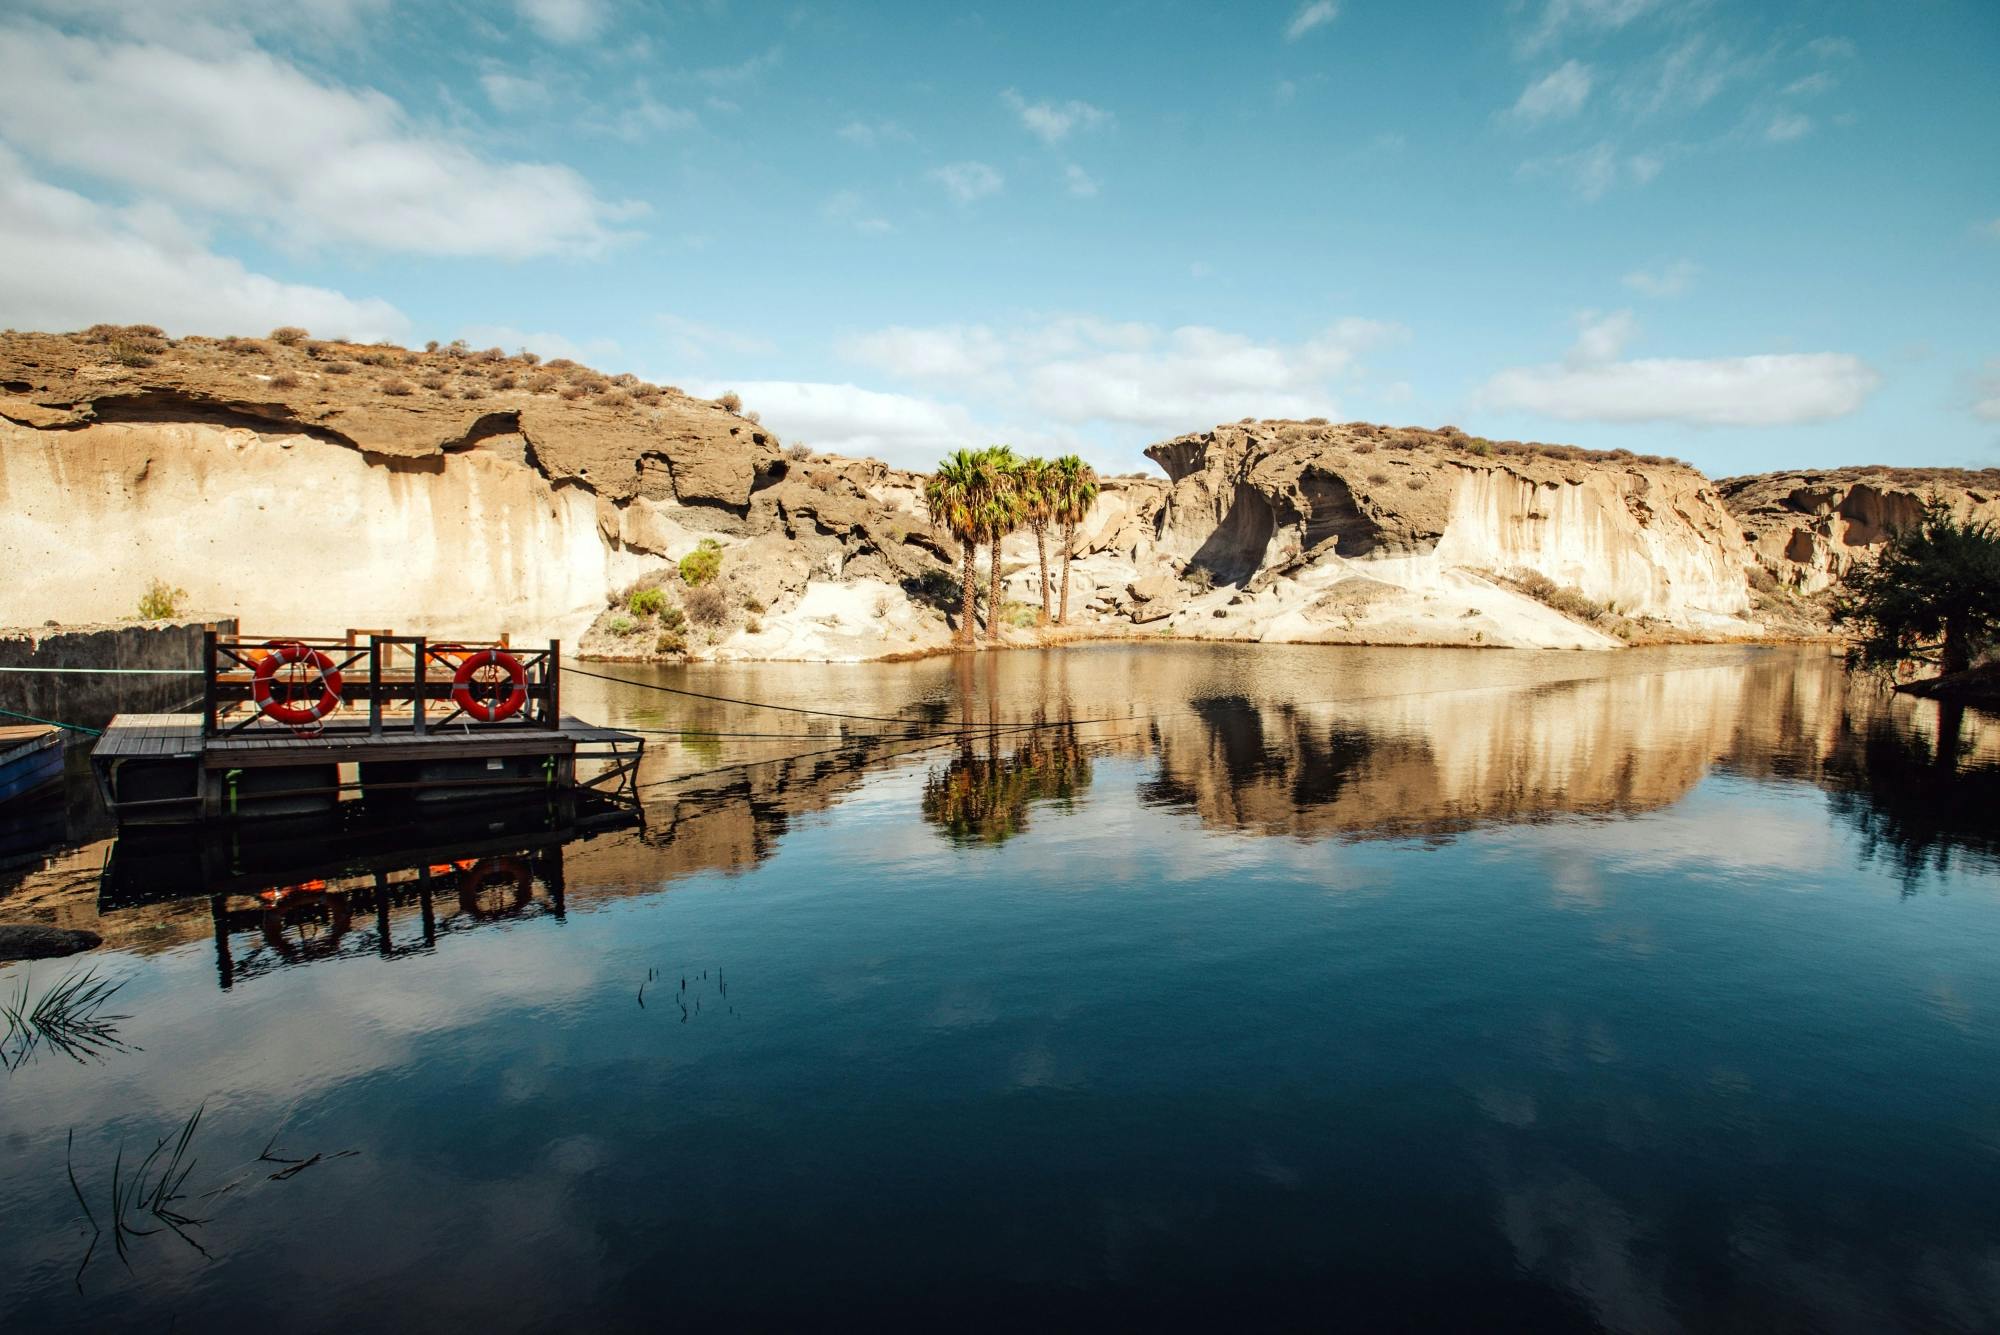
(920, 724, 1093, 846)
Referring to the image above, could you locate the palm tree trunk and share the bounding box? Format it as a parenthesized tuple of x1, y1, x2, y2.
(985, 534, 1003, 637)
(1058, 520, 1075, 624)
(959, 540, 977, 645)
(1034, 524, 1051, 627)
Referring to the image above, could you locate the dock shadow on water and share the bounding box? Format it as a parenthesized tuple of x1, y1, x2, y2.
(1, 644, 1998, 1330)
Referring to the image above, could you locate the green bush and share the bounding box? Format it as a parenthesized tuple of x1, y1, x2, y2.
(679, 539, 723, 587)
(628, 587, 667, 617)
(136, 578, 187, 620)
(606, 615, 637, 636)
(660, 606, 687, 632)
(656, 629, 686, 655)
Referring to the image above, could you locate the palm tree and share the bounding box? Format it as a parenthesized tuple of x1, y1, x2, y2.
(1013, 456, 1056, 626)
(1047, 455, 1100, 625)
(924, 449, 999, 644)
(978, 446, 1022, 638)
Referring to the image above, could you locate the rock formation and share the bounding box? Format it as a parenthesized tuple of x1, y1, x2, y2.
(4, 325, 1986, 661)
(1716, 466, 2000, 594)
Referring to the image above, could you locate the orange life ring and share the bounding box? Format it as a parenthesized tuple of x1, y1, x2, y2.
(251, 640, 343, 726)
(260, 891, 352, 963)
(451, 649, 527, 723)
(457, 856, 533, 918)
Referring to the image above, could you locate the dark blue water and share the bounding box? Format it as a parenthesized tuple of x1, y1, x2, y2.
(3, 646, 1998, 1331)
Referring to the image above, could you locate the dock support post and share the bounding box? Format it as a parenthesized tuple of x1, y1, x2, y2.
(369, 636, 384, 738)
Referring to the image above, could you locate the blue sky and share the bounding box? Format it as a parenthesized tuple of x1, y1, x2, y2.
(1, 0, 1995, 475)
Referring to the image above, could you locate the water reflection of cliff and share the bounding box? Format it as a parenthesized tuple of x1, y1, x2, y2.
(16, 647, 2000, 964)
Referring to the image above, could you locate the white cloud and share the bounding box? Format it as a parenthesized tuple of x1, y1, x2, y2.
(929, 161, 1004, 203)
(1519, 142, 1661, 201)
(1568, 309, 1640, 364)
(480, 70, 549, 112)
(836, 118, 910, 148)
(1765, 111, 1812, 143)
(822, 190, 892, 234)
(1064, 164, 1099, 198)
(0, 143, 407, 340)
(457, 323, 620, 366)
(698, 48, 783, 86)
(1510, 60, 1594, 124)
(516, 0, 605, 44)
(1806, 36, 1857, 62)
(1973, 360, 2000, 423)
(839, 316, 1407, 433)
(583, 82, 697, 141)
(1784, 71, 1836, 97)
(1519, 0, 1661, 53)
(1285, 1, 1339, 41)
(705, 381, 992, 469)
(1981, 218, 2000, 242)
(1626, 36, 1741, 118)
(653, 313, 776, 365)
(1000, 89, 1111, 145)
(1621, 258, 1699, 297)
(1481, 351, 1880, 426)
(0, 19, 642, 259)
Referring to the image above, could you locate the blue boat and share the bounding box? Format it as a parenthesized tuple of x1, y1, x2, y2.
(0, 725, 65, 806)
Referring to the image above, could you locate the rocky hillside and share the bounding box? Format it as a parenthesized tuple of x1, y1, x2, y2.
(1717, 466, 2000, 594)
(0, 325, 964, 657)
(1047, 420, 1763, 650)
(2, 325, 1988, 660)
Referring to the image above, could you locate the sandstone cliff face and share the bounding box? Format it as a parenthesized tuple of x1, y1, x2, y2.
(0, 328, 958, 654)
(1716, 467, 2000, 594)
(1096, 421, 1758, 650)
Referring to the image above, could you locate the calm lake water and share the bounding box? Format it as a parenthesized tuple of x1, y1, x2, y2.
(3, 644, 1999, 1331)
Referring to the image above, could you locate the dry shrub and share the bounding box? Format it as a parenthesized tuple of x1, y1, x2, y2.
(559, 383, 589, 401)
(492, 372, 517, 390)
(600, 389, 632, 409)
(420, 373, 447, 390)
(322, 360, 354, 375)
(1353, 441, 1377, 454)
(1367, 471, 1391, 485)
(808, 470, 835, 491)
(1305, 416, 1329, 426)
(545, 358, 578, 371)
(517, 350, 541, 366)
(634, 389, 663, 405)
(356, 349, 394, 367)
(1405, 476, 1426, 490)
(270, 326, 309, 346)
(527, 372, 559, 393)
(611, 372, 638, 387)
(744, 409, 760, 425)
(444, 339, 470, 358)
(382, 377, 415, 396)
(461, 384, 486, 399)
(717, 390, 742, 413)
(424, 340, 440, 353)
(633, 381, 660, 396)
(270, 371, 301, 389)
(785, 442, 813, 462)
(684, 582, 729, 626)
(477, 346, 506, 362)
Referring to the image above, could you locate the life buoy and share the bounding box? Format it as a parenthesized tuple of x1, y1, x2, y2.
(457, 856, 534, 919)
(251, 640, 343, 726)
(260, 890, 352, 963)
(451, 649, 527, 723)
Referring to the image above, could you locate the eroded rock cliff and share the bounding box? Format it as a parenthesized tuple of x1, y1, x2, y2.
(0, 327, 961, 656)
(1716, 466, 2000, 594)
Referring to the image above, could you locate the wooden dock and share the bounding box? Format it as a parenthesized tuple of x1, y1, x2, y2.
(90, 633, 642, 825)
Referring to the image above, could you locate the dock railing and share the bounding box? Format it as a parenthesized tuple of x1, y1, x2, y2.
(203, 632, 561, 737)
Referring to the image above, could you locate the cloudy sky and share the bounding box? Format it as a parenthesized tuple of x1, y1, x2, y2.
(1, 0, 1994, 474)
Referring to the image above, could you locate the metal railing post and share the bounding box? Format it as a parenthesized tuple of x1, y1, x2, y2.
(369, 636, 383, 737)
(413, 636, 427, 736)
